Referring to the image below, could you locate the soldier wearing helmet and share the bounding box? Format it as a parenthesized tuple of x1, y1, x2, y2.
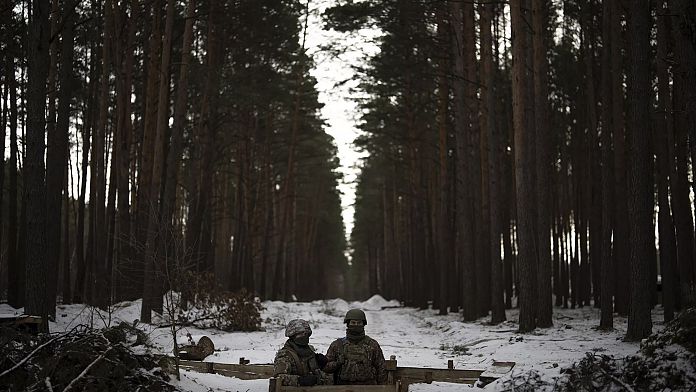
(273, 319, 329, 386)
(323, 309, 387, 385)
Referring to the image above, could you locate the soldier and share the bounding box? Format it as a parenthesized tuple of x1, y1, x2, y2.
(273, 319, 329, 386)
(324, 309, 388, 385)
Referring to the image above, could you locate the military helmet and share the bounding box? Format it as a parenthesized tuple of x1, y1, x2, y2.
(285, 319, 312, 337)
(344, 308, 367, 325)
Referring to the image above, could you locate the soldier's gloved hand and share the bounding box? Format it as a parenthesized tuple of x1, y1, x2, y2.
(315, 353, 328, 370)
(298, 374, 318, 386)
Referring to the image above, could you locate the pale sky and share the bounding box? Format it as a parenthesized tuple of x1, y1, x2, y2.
(304, 1, 381, 243)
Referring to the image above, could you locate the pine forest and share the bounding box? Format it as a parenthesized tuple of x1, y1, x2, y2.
(1, 0, 695, 348)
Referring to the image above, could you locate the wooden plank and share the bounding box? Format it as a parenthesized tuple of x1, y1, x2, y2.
(0, 315, 42, 334)
(281, 385, 398, 392)
(398, 376, 479, 387)
(177, 360, 275, 380)
(394, 366, 484, 382)
(478, 361, 515, 384)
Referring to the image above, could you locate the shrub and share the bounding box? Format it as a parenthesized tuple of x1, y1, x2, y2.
(177, 272, 263, 332)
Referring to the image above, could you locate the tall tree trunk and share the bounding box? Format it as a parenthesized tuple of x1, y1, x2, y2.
(511, 0, 537, 333)
(450, 0, 476, 321)
(25, 0, 50, 332)
(91, 0, 113, 308)
(135, 0, 162, 304)
(54, 0, 77, 306)
(272, 2, 308, 300)
(611, 0, 630, 316)
(73, 65, 94, 303)
(62, 163, 71, 304)
(580, 3, 603, 310)
(599, 0, 615, 330)
(186, 0, 220, 284)
(161, 0, 196, 267)
(481, 0, 505, 324)
(533, 0, 552, 328)
(436, 4, 451, 315)
(142, 0, 175, 322)
(672, 0, 696, 307)
(625, 0, 653, 341)
(44, 0, 60, 318)
(6, 35, 23, 308)
(656, 1, 678, 321)
(464, 0, 488, 318)
(0, 57, 4, 282)
(113, 0, 136, 301)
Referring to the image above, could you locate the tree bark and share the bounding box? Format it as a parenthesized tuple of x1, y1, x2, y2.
(73, 59, 95, 303)
(25, 0, 51, 332)
(112, 0, 136, 301)
(671, 0, 696, 307)
(436, 4, 450, 316)
(91, 0, 113, 308)
(160, 0, 196, 265)
(480, 0, 505, 324)
(55, 0, 77, 306)
(135, 0, 162, 305)
(6, 31, 23, 308)
(449, 0, 477, 321)
(656, 0, 678, 322)
(599, 0, 615, 330)
(511, 0, 537, 333)
(533, 0, 552, 328)
(45, 0, 60, 318)
(142, 0, 175, 322)
(611, 0, 630, 316)
(0, 54, 5, 282)
(464, 0, 488, 318)
(186, 0, 221, 285)
(625, 0, 653, 341)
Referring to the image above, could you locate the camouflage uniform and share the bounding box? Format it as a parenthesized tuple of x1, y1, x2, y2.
(273, 319, 329, 386)
(273, 341, 328, 386)
(324, 335, 387, 385)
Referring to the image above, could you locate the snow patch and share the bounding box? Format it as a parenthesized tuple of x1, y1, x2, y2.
(358, 294, 400, 310)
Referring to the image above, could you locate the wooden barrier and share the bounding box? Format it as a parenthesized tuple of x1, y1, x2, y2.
(161, 357, 515, 391)
(269, 380, 399, 392)
(168, 359, 275, 380)
(0, 315, 42, 334)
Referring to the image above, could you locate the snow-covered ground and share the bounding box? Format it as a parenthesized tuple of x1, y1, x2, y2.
(0, 296, 665, 391)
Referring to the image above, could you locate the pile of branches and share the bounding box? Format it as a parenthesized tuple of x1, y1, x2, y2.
(176, 272, 263, 332)
(497, 369, 554, 391)
(0, 323, 175, 392)
(559, 308, 696, 391)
